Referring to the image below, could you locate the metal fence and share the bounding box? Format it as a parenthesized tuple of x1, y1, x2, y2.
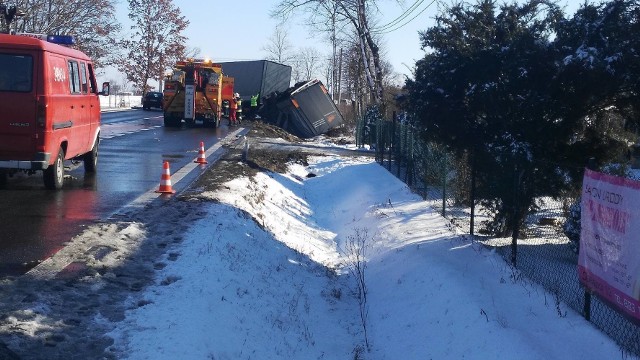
(356, 115, 640, 358)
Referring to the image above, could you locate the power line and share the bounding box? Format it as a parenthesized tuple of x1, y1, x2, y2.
(373, 0, 436, 34)
(374, 0, 426, 33)
(375, 0, 435, 34)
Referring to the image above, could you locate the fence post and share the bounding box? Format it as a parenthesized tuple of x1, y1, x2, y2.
(584, 291, 591, 321)
(356, 117, 362, 148)
(422, 142, 428, 200)
(388, 112, 395, 171)
(378, 117, 384, 164)
(407, 129, 414, 186)
(442, 153, 447, 217)
(374, 117, 380, 163)
(470, 150, 476, 237)
(583, 157, 597, 321)
(397, 124, 404, 177)
(511, 165, 524, 267)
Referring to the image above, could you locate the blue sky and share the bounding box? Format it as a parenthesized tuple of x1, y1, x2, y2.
(100, 0, 586, 88)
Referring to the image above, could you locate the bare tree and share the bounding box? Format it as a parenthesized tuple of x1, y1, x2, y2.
(262, 26, 295, 64)
(343, 227, 371, 351)
(341, 0, 386, 107)
(321, 55, 334, 91)
(184, 46, 201, 59)
(272, 0, 346, 100)
(289, 56, 304, 84)
(341, 40, 369, 120)
(118, 0, 188, 95)
(272, 0, 387, 107)
(6, 0, 121, 68)
(299, 47, 322, 81)
(326, 2, 341, 100)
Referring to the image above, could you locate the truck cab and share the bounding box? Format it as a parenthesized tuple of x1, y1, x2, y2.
(162, 58, 224, 128)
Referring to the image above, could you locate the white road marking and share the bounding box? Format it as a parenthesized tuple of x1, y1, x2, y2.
(24, 127, 247, 280)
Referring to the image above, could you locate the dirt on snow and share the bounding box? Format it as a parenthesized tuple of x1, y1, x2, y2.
(0, 120, 359, 360)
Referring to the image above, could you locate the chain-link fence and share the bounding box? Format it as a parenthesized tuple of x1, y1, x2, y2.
(356, 115, 640, 357)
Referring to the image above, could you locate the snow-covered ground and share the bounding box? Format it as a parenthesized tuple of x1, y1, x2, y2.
(104, 151, 627, 359)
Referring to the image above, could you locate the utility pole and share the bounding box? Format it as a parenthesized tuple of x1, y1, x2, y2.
(337, 48, 343, 105)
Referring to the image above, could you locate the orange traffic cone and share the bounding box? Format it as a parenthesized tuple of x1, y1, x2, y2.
(156, 161, 176, 194)
(194, 141, 208, 164)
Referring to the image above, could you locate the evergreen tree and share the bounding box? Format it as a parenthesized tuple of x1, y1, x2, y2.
(407, 0, 640, 236)
(553, 0, 640, 171)
(407, 0, 564, 236)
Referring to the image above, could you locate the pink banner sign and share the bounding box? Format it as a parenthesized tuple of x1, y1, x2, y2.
(579, 169, 640, 322)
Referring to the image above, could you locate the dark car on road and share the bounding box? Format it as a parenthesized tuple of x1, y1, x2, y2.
(142, 91, 163, 110)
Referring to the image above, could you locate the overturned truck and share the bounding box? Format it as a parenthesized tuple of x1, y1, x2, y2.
(218, 60, 291, 106)
(260, 79, 344, 138)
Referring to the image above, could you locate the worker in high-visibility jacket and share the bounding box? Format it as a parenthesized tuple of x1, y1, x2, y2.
(250, 93, 259, 119)
(229, 93, 238, 126)
(236, 94, 243, 121)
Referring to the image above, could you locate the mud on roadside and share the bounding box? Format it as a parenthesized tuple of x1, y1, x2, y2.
(0, 121, 358, 359)
(184, 120, 357, 196)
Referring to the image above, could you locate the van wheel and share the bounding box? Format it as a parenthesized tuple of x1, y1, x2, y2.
(84, 139, 99, 173)
(44, 148, 65, 190)
(0, 170, 7, 189)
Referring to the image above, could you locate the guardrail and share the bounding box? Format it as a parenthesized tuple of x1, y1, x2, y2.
(100, 94, 142, 109)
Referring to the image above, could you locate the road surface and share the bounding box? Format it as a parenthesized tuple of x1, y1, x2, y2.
(0, 109, 239, 276)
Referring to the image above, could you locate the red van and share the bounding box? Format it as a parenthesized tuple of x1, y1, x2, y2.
(0, 33, 108, 189)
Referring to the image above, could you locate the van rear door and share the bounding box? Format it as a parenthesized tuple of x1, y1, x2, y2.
(0, 52, 38, 161)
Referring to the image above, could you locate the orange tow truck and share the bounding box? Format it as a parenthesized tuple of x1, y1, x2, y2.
(162, 58, 233, 128)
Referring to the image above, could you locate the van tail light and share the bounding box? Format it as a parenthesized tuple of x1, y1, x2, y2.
(35, 97, 48, 150)
(36, 97, 48, 128)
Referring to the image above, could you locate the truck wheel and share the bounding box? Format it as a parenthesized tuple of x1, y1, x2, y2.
(44, 147, 65, 190)
(163, 115, 180, 127)
(205, 117, 217, 128)
(84, 139, 99, 173)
